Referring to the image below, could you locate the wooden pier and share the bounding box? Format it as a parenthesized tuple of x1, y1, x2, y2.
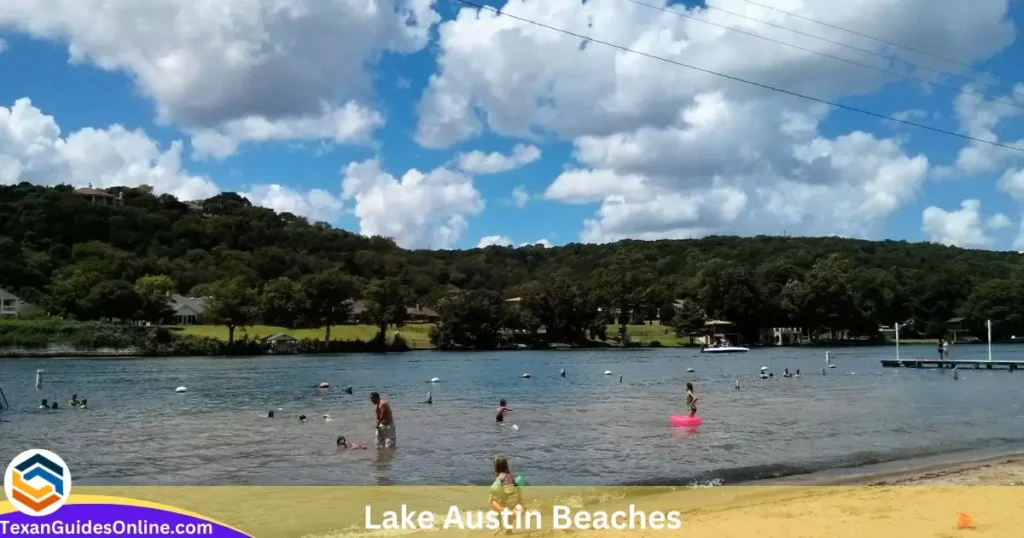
(880, 359, 1024, 370)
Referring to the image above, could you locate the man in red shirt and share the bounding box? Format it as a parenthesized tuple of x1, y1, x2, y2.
(371, 392, 396, 449)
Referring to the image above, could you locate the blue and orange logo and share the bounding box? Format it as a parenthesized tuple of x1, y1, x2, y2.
(4, 449, 72, 517)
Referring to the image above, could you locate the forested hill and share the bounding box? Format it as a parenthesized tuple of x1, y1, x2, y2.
(2, 182, 1023, 341)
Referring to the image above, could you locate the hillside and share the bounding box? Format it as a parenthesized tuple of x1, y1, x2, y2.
(2, 182, 1023, 348)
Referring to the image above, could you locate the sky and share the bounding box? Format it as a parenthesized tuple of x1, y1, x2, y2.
(2, 0, 1024, 251)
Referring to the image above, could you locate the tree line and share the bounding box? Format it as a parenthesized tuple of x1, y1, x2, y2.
(2, 182, 1024, 350)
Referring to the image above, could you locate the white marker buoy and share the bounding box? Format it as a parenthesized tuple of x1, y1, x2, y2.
(686, 368, 694, 373)
(319, 382, 330, 388)
(604, 370, 612, 376)
(430, 377, 441, 383)
(522, 373, 531, 378)
(175, 386, 187, 393)
(35, 369, 44, 389)
(735, 379, 740, 390)
(560, 368, 566, 377)
(511, 424, 519, 431)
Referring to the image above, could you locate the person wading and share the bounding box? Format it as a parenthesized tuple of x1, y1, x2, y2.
(371, 392, 396, 449)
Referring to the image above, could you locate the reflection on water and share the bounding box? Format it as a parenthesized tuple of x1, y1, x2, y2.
(1, 345, 1024, 486)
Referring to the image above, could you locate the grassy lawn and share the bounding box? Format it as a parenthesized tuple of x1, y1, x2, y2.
(176, 323, 434, 349)
(609, 323, 687, 346)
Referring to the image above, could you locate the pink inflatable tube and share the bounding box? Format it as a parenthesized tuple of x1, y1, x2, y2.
(670, 415, 702, 427)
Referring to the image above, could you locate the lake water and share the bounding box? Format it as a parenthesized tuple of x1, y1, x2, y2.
(2, 344, 1023, 486)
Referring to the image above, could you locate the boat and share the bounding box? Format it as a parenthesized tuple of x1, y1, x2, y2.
(698, 320, 751, 353)
(700, 341, 750, 354)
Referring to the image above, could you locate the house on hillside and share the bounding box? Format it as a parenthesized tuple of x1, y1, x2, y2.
(0, 288, 33, 317)
(760, 327, 807, 346)
(168, 294, 205, 325)
(946, 317, 971, 342)
(406, 304, 439, 323)
(73, 186, 123, 206)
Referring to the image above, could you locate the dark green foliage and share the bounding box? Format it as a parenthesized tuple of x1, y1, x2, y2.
(4, 183, 1024, 349)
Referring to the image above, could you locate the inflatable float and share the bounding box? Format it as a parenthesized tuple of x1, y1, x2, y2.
(670, 414, 702, 427)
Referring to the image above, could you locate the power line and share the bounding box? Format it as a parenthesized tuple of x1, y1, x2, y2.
(622, 0, 1024, 114)
(727, 0, 1021, 83)
(692, 0, 1021, 97)
(451, 0, 1024, 155)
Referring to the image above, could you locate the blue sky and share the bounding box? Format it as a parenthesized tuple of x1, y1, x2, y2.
(2, 0, 1023, 250)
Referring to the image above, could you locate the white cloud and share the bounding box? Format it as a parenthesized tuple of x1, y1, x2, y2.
(999, 169, 1024, 201)
(416, 0, 1006, 241)
(520, 239, 551, 248)
(190, 103, 384, 160)
(987, 213, 1012, 230)
(0, 38, 7, 53)
(477, 235, 513, 248)
(456, 144, 541, 174)
(0, 97, 217, 200)
(921, 199, 992, 248)
(0, 97, 345, 222)
(0, 0, 439, 157)
(509, 185, 530, 208)
(341, 158, 485, 249)
(241, 184, 344, 224)
(1014, 215, 1024, 250)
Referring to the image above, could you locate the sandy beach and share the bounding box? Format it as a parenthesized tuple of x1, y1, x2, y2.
(55, 454, 1024, 538)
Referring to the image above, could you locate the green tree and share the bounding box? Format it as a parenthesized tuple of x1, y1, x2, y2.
(430, 289, 505, 350)
(204, 277, 259, 345)
(301, 269, 361, 346)
(696, 259, 762, 339)
(81, 280, 143, 322)
(260, 277, 305, 328)
(670, 299, 705, 342)
(963, 278, 1024, 339)
(594, 253, 655, 344)
(134, 275, 174, 325)
(362, 278, 409, 343)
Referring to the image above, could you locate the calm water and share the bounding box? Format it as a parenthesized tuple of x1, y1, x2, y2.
(1, 345, 1023, 486)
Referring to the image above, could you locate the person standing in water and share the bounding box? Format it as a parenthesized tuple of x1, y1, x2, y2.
(685, 382, 698, 418)
(371, 392, 396, 449)
(495, 399, 512, 422)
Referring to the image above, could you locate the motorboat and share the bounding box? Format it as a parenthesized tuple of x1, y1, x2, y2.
(700, 341, 750, 354)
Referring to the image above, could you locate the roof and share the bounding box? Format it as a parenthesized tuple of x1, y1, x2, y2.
(168, 294, 205, 315)
(263, 333, 297, 342)
(705, 319, 733, 326)
(73, 187, 115, 197)
(947, 317, 967, 323)
(0, 288, 22, 302)
(408, 305, 439, 317)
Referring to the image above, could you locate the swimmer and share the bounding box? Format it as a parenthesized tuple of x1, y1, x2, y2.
(336, 435, 367, 450)
(39, 399, 49, 409)
(299, 414, 307, 422)
(488, 456, 523, 535)
(268, 410, 275, 418)
(371, 392, 397, 449)
(495, 399, 512, 423)
(768, 372, 774, 379)
(783, 368, 791, 378)
(795, 370, 801, 378)
(685, 382, 698, 418)
(70, 394, 80, 407)
(758, 369, 768, 380)
(323, 414, 333, 422)
(51, 401, 58, 410)
(79, 398, 87, 410)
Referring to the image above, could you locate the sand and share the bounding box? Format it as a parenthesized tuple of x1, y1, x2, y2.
(51, 456, 1024, 537)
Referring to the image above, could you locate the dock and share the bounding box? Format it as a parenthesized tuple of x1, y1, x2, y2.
(880, 359, 1024, 370)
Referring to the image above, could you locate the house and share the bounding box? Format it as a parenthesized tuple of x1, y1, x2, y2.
(760, 327, 807, 346)
(168, 294, 205, 325)
(73, 186, 123, 206)
(0, 288, 32, 317)
(262, 333, 298, 354)
(946, 317, 970, 342)
(406, 305, 440, 323)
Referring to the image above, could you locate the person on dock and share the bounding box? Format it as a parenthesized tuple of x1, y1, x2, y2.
(371, 392, 396, 449)
(496, 399, 512, 422)
(685, 382, 698, 418)
(937, 339, 944, 361)
(337, 435, 367, 450)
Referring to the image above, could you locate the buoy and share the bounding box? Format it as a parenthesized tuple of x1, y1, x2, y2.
(735, 379, 740, 390)
(522, 373, 531, 378)
(760, 366, 768, 371)
(619, 375, 623, 383)
(511, 424, 519, 431)
(344, 387, 353, 394)
(560, 368, 566, 377)
(35, 369, 43, 389)
(953, 369, 959, 381)
(956, 512, 974, 529)
(175, 386, 187, 393)
(430, 377, 441, 383)
(319, 382, 329, 388)
(604, 370, 612, 376)
(686, 368, 694, 373)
